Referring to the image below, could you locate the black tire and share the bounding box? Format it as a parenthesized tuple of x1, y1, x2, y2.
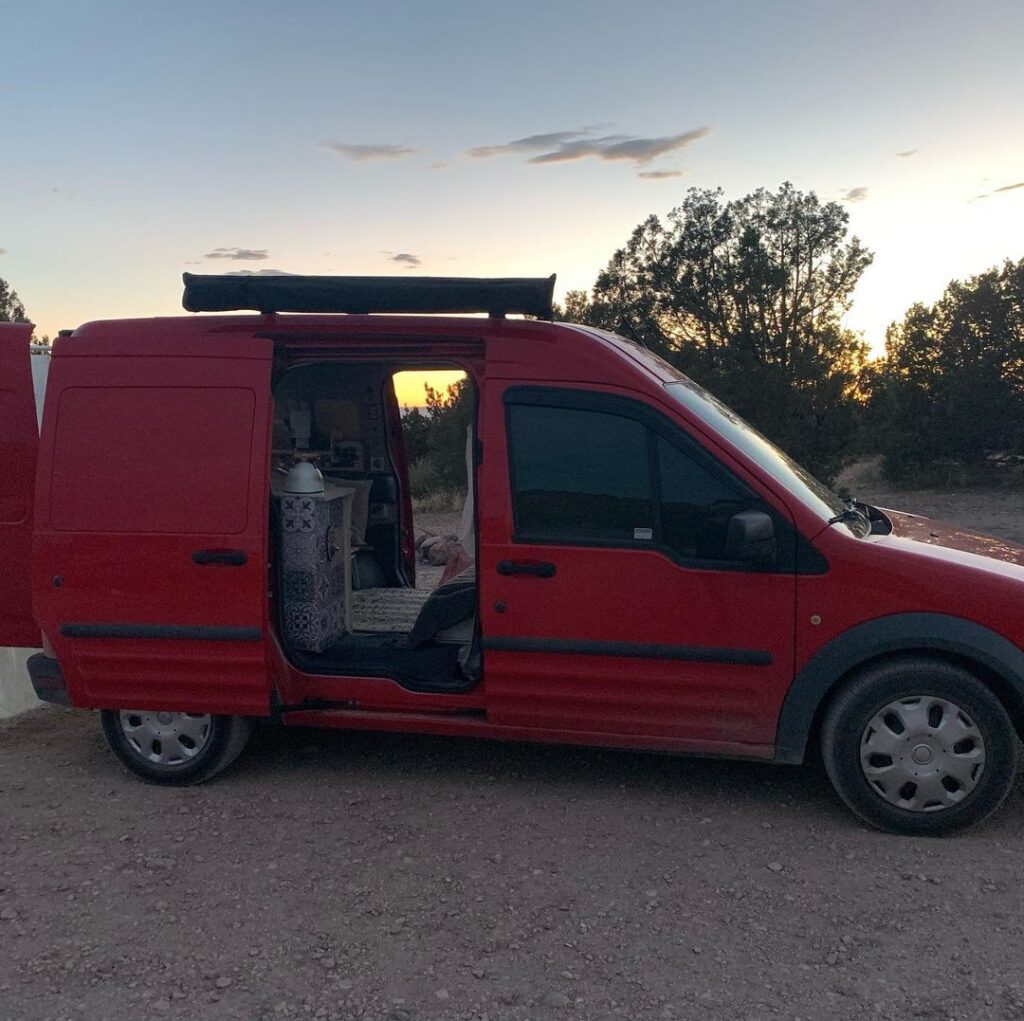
(820, 657, 1019, 836)
(100, 710, 253, 786)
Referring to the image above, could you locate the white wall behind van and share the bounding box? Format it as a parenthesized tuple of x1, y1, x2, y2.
(0, 649, 39, 718)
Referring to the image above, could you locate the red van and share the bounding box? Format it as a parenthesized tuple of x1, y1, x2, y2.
(3, 273, 1023, 836)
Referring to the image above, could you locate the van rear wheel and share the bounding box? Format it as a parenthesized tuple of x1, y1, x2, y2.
(100, 709, 252, 785)
(821, 658, 1018, 836)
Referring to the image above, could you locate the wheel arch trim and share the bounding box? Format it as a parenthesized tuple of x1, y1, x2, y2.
(774, 613, 1024, 764)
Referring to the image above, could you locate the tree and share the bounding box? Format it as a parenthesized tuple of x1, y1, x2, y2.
(0, 277, 28, 323)
(562, 184, 873, 478)
(400, 406, 432, 463)
(870, 258, 1024, 479)
(423, 379, 473, 490)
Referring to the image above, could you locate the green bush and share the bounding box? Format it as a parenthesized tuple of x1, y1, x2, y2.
(402, 379, 474, 499)
(408, 457, 442, 499)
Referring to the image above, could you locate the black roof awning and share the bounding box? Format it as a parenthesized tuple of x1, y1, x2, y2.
(182, 273, 556, 319)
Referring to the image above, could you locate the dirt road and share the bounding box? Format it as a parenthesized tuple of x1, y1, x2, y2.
(4, 489, 1024, 1021)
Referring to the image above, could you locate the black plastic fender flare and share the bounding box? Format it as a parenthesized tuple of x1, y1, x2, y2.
(773, 612, 1024, 763)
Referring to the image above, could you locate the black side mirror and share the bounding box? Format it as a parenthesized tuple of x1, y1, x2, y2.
(726, 510, 776, 565)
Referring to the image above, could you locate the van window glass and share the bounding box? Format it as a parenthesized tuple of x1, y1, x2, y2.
(657, 437, 748, 560)
(507, 405, 652, 543)
(50, 387, 255, 534)
(664, 379, 845, 522)
(508, 398, 760, 562)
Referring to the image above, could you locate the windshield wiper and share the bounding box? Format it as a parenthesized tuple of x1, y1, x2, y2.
(828, 507, 863, 526)
(828, 498, 870, 532)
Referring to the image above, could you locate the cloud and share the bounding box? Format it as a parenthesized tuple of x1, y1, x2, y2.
(204, 247, 269, 261)
(0, 247, 6, 255)
(468, 126, 710, 166)
(841, 187, 869, 203)
(223, 269, 296, 276)
(426, 161, 447, 170)
(896, 149, 918, 158)
(322, 141, 415, 162)
(388, 252, 421, 268)
(970, 180, 1024, 202)
(468, 131, 588, 159)
(638, 169, 683, 180)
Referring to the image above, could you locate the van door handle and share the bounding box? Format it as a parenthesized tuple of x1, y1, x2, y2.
(497, 559, 556, 578)
(192, 549, 248, 567)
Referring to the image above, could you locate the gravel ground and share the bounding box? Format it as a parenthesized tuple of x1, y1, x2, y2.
(4, 489, 1024, 1021)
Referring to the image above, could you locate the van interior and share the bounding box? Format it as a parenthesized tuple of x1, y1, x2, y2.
(269, 362, 479, 693)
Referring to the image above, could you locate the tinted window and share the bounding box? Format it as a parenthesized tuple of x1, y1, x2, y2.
(664, 379, 847, 523)
(658, 437, 748, 560)
(507, 405, 652, 543)
(507, 400, 754, 561)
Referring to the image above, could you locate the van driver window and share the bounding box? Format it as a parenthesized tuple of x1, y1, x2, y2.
(506, 402, 750, 561)
(507, 404, 651, 543)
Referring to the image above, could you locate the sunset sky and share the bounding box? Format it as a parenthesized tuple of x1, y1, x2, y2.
(2, 0, 1023, 407)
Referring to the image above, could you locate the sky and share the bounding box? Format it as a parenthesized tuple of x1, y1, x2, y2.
(2, 0, 1023, 406)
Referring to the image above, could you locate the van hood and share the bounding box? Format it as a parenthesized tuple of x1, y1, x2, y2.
(883, 508, 1024, 568)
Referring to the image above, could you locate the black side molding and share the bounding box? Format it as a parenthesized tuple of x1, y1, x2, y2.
(60, 623, 262, 642)
(483, 636, 772, 666)
(27, 653, 69, 707)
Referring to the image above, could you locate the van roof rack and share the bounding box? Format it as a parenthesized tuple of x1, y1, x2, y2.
(181, 273, 556, 319)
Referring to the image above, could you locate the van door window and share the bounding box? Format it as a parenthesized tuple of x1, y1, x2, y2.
(506, 393, 756, 566)
(657, 436, 748, 561)
(506, 404, 652, 544)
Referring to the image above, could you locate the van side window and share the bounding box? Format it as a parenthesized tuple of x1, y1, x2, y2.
(506, 398, 753, 564)
(506, 404, 651, 544)
(657, 436, 748, 561)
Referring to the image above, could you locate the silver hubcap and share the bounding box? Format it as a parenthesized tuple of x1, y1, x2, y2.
(119, 711, 212, 767)
(860, 696, 986, 812)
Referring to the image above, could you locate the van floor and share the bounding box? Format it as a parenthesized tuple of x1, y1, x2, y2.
(286, 631, 468, 692)
(350, 587, 431, 633)
(294, 579, 474, 694)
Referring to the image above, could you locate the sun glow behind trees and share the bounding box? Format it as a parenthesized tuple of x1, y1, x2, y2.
(393, 369, 466, 410)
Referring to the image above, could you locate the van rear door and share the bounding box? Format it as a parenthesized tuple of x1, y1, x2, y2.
(33, 335, 273, 715)
(0, 322, 42, 648)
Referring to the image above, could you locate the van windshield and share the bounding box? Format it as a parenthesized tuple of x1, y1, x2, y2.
(664, 379, 847, 526)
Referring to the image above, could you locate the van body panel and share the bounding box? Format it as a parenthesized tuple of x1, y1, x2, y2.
(0, 322, 42, 648)
(33, 339, 273, 714)
(794, 524, 1024, 679)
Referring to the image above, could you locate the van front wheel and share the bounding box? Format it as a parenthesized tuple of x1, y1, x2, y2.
(100, 709, 252, 785)
(820, 658, 1018, 836)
